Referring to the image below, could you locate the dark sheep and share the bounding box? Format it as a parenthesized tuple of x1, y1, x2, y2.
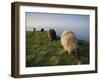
(41, 28, 44, 32)
(48, 29, 57, 40)
(33, 28, 36, 31)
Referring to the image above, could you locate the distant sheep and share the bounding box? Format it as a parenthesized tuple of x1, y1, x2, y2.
(33, 28, 36, 31)
(48, 29, 57, 40)
(41, 28, 44, 32)
(60, 31, 81, 64)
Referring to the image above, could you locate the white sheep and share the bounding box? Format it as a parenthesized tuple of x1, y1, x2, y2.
(60, 30, 81, 64)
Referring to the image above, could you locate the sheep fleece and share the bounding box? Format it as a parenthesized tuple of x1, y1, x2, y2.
(61, 31, 78, 54)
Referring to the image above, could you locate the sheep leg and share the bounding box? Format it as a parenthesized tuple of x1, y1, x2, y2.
(71, 49, 80, 61)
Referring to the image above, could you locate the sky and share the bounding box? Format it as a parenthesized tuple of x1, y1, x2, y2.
(25, 12, 89, 41)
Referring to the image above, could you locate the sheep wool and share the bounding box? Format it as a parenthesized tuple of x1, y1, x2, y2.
(61, 31, 78, 54)
(48, 29, 57, 40)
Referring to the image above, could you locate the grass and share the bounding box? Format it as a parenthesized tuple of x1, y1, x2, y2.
(26, 31, 89, 67)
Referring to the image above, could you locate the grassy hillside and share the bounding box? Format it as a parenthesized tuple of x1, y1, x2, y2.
(26, 31, 89, 67)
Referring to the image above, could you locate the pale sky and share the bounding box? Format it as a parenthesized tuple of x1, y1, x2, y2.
(25, 12, 89, 41)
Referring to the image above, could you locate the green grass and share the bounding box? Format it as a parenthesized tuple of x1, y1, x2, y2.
(26, 31, 89, 67)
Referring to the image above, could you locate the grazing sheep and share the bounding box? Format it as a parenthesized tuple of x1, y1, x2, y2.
(60, 31, 81, 64)
(41, 28, 44, 32)
(48, 29, 57, 40)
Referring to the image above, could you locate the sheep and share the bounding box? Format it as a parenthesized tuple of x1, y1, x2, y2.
(33, 28, 36, 31)
(41, 28, 44, 32)
(48, 29, 57, 40)
(60, 31, 81, 64)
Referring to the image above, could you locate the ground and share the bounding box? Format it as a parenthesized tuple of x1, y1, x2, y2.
(26, 31, 89, 67)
